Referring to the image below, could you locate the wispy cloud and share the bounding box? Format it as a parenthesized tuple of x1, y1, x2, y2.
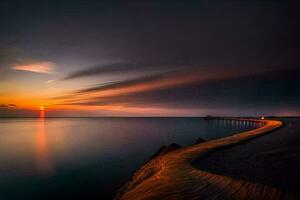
(52, 69, 224, 106)
(61, 61, 187, 80)
(46, 79, 55, 84)
(0, 104, 16, 108)
(0, 104, 39, 117)
(52, 68, 300, 116)
(62, 62, 136, 80)
(12, 61, 55, 74)
(74, 70, 204, 95)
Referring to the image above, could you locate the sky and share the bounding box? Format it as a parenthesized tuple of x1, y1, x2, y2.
(0, 0, 299, 117)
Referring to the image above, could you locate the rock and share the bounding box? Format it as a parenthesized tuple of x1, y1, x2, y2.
(149, 145, 167, 160)
(115, 143, 182, 199)
(114, 158, 162, 200)
(195, 137, 206, 144)
(150, 143, 182, 160)
(160, 143, 182, 155)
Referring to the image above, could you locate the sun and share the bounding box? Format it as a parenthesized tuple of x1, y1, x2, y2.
(40, 106, 44, 111)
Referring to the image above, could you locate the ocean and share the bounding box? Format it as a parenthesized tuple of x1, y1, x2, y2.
(0, 117, 258, 199)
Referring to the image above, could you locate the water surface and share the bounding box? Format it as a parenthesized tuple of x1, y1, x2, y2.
(0, 117, 259, 199)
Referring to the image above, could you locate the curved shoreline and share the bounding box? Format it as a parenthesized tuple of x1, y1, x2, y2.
(115, 118, 300, 200)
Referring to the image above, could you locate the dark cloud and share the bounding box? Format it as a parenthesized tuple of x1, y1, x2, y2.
(54, 68, 228, 102)
(62, 61, 189, 80)
(52, 71, 181, 100)
(0, 104, 16, 108)
(1, 1, 300, 116)
(74, 71, 182, 93)
(2, 1, 299, 71)
(0, 104, 38, 117)
(61, 68, 300, 115)
(62, 62, 139, 80)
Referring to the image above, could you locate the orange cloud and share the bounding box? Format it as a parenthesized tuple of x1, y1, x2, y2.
(12, 61, 55, 74)
(53, 71, 203, 104)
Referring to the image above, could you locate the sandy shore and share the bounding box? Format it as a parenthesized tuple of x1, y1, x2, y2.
(115, 118, 300, 200)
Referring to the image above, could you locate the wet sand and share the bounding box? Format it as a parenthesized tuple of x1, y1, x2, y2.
(116, 118, 300, 200)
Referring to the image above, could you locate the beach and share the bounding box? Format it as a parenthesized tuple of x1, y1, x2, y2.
(116, 118, 300, 200)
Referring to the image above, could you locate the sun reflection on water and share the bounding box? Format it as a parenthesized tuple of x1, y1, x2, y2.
(36, 114, 52, 175)
(39, 110, 45, 118)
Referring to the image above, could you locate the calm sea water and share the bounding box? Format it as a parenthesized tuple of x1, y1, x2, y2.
(0, 117, 259, 200)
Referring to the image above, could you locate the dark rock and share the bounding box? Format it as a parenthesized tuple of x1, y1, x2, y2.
(149, 145, 167, 160)
(149, 143, 182, 160)
(160, 143, 182, 155)
(195, 137, 206, 144)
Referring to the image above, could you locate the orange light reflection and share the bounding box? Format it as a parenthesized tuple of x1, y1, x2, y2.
(36, 113, 52, 175)
(39, 110, 45, 118)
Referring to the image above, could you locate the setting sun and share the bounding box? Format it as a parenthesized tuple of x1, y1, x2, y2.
(40, 106, 44, 111)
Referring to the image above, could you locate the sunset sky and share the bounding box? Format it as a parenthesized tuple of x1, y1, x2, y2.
(0, 1, 299, 117)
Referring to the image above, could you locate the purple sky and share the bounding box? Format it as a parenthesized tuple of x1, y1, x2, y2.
(0, 1, 299, 117)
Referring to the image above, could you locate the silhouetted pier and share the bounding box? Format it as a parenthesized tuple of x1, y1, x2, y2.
(204, 117, 266, 128)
